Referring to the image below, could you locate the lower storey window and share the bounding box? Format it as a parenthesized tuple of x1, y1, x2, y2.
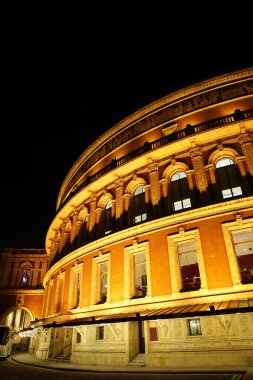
(188, 318, 202, 336)
(178, 240, 201, 292)
(96, 326, 104, 340)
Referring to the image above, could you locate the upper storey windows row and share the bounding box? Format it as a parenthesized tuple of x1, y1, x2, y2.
(59, 107, 253, 207)
(50, 145, 253, 264)
(45, 219, 253, 318)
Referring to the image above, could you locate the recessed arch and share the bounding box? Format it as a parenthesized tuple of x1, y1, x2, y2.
(162, 162, 190, 180)
(208, 147, 240, 166)
(125, 177, 146, 195)
(0, 306, 34, 329)
(97, 192, 113, 209)
(78, 206, 89, 222)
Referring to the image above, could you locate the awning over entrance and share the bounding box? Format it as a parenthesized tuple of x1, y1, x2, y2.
(138, 299, 253, 319)
(40, 299, 253, 328)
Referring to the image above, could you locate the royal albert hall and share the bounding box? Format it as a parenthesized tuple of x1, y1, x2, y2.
(32, 67, 253, 368)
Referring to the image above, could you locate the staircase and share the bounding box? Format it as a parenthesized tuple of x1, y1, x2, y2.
(129, 353, 145, 367)
(47, 352, 70, 362)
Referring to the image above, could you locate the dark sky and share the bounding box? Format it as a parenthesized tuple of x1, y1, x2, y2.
(0, 29, 252, 250)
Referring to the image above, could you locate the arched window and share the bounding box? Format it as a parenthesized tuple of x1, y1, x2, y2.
(133, 186, 147, 224)
(216, 158, 243, 199)
(21, 266, 31, 288)
(171, 171, 191, 212)
(104, 200, 113, 235)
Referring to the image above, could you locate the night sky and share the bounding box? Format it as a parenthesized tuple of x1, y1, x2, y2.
(0, 28, 252, 250)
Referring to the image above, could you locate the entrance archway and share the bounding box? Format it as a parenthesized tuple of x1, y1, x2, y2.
(1, 307, 34, 352)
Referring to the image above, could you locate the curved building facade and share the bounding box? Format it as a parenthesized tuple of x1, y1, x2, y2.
(35, 67, 253, 368)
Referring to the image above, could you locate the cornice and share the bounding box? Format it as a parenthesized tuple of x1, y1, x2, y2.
(57, 68, 253, 209)
(43, 196, 253, 286)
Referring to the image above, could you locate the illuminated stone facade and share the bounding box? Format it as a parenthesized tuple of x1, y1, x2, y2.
(4, 68, 253, 368)
(0, 248, 49, 349)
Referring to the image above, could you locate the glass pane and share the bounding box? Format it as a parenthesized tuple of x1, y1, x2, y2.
(232, 187, 242, 196)
(182, 198, 191, 208)
(100, 262, 108, 302)
(178, 240, 200, 291)
(188, 319, 202, 335)
(174, 201, 182, 211)
(232, 229, 253, 284)
(222, 189, 232, 198)
(216, 158, 233, 168)
(171, 171, 186, 181)
(134, 253, 147, 297)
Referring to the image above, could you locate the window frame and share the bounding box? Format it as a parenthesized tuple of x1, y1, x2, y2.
(124, 241, 152, 300)
(68, 262, 83, 309)
(133, 185, 147, 225)
(222, 217, 253, 286)
(215, 157, 243, 200)
(91, 252, 110, 305)
(167, 229, 207, 294)
(170, 171, 192, 212)
(55, 271, 65, 314)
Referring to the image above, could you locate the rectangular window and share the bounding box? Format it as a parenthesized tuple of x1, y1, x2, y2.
(100, 261, 108, 303)
(178, 240, 201, 292)
(69, 264, 82, 309)
(96, 326, 104, 340)
(188, 318, 202, 336)
(76, 331, 81, 343)
(91, 253, 110, 305)
(55, 274, 64, 313)
(231, 228, 253, 284)
(45, 280, 54, 316)
(134, 252, 147, 297)
(149, 327, 158, 341)
(124, 241, 151, 300)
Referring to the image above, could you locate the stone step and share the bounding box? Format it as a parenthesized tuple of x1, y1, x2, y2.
(129, 353, 145, 366)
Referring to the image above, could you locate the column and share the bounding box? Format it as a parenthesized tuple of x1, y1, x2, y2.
(70, 209, 79, 244)
(189, 147, 208, 192)
(115, 179, 124, 223)
(147, 163, 160, 206)
(238, 133, 253, 175)
(32, 259, 40, 286)
(11, 260, 20, 287)
(0, 256, 13, 286)
(41, 260, 48, 283)
(88, 195, 97, 232)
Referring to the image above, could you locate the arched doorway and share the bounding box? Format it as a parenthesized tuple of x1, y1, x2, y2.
(1, 307, 34, 352)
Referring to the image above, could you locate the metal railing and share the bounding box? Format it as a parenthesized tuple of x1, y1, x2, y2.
(60, 108, 253, 208)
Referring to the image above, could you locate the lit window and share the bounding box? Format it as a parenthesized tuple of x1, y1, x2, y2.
(124, 241, 151, 300)
(216, 158, 243, 199)
(134, 253, 147, 298)
(231, 228, 253, 284)
(171, 171, 191, 212)
(188, 318, 202, 336)
(91, 253, 110, 305)
(133, 186, 147, 224)
(55, 273, 65, 314)
(178, 240, 201, 292)
(100, 261, 108, 303)
(104, 200, 112, 235)
(21, 267, 31, 288)
(167, 229, 207, 294)
(69, 264, 82, 309)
